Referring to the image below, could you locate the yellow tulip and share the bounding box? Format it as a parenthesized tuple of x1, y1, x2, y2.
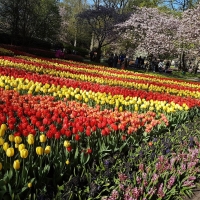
(8, 135, 15, 142)
(44, 146, 51, 154)
(66, 159, 70, 165)
(14, 136, 22, 144)
(0, 129, 5, 137)
(6, 147, 14, 157)
(18, 144, 25, 151)
(20, 149, 29, 158)
(0, 123, 7, 131)
(27, 137, 34, 145)
(36, 146, 44, 155)
(28, 134, 34, 138)
(28, 182, 32, 188)
(3, 142, 9, 151)
(39, 134, 47, 143)
(13, 160, 20, 170)
(64, 140, 71, 148)
(0, 137, 4, 145)
(0, 162, 2, 170)
(15, 144, 19, 148)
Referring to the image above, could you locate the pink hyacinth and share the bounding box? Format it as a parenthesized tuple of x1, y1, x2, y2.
(157, 183, 165, 198)
(167, 176, 176, 189)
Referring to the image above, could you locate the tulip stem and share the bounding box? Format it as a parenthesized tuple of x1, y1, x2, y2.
(22, 159, 25, 183)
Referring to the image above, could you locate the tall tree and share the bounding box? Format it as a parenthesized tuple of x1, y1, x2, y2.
(0, 0, 61, 45)
(176, 2, 200, 71)
(163, 0, 199, 10)
(60, 0, 90, 47)
(78, 5, 129, 62)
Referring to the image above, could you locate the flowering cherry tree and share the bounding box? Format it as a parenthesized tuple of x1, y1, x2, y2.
(176, 2, 200, 71)
(116, 6, 180, 58)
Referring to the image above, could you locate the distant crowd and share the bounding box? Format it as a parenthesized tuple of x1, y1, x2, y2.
(104, 53, 172, 73)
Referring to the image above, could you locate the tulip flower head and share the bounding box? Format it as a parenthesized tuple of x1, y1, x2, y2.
(44, 146, 51, 154)
(14, 136, 22, 144)
(28, 182, 32, 188)
(66, 159, 70, 165)
(8, 134, 15, 142)
(0, 129, 5, 137)
(27, 137, 34, 145)
(18, 143, 25, 151)
(0, 124, 7, 131)
(36, 146, 44, 156)
(6, 147, 14, 157)
(39, 134, 47, 143)
(0, 137, 4, 145)
(64, 140, 71, 148)
(20, 149, 29, 158)
(13, 160, 20, 170)
(3, 142, 9, 151)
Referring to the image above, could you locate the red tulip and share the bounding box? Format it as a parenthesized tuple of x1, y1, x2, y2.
(74, 134, 80, 141)
(67, 146, 72, 152)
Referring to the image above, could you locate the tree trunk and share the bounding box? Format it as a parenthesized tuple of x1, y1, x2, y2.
(90, 32, 94, 51)
(193, 58, 200, 74)
(95, 46, 102, 63)
(179, 51, 186, 72)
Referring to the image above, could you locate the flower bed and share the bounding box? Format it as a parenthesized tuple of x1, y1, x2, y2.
(0, 55, 200, 199)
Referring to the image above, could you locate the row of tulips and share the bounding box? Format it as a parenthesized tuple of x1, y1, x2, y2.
(0, 88, 168, 138)
(0, 66, 198, 118)
(1, 56, 200, 99)
(17, 55, 200, 90)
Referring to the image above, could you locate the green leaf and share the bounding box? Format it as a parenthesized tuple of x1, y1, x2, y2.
(8, 168, 13, 181)
(21, 186, 27, 193)
(74, 147, 79, 161)
(8, 183, 12, 197)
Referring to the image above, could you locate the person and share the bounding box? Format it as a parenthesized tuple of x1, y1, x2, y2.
(165, 60, 171, 73)
(124, 55, 129, 69)
(113, 54, 118, 68)
(55, 49, 64, 59)
(135, 57, 139, 68)
(152, 58, 158, 72)
(140, 57, 145, 68)
(107, 54, 114, 67)
(119, 54, 125, 67)
(138, 56, 142, 68)
(158, 60, 164, 72)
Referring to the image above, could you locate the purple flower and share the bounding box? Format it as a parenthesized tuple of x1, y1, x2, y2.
(188, 176, 196, 181)
(157, 183, 165, 198)
(167, 176, 176, 189)
(118, 173, 128, 182)
(152, 173, 159, 181)
(131, 187, 140, 198)
(148, 187, 157, 196)
(136, 176, 142, 184)
(181, 163, 186, 171)
(111, 189, 119, 199)
(183, 180, 195, 187)
(139, 163, 144, 171)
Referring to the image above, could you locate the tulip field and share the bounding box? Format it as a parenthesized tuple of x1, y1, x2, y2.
(1, 55, 200, 200)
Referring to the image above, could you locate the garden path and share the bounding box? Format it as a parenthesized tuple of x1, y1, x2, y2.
(185, 188, 200, 200)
